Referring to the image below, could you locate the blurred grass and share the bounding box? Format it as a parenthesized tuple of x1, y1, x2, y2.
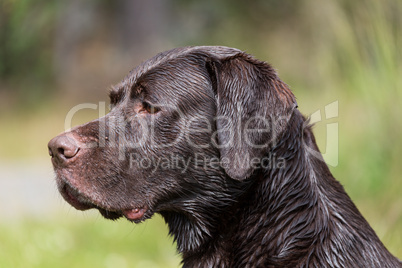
(0, 0, 401, 265)
(0, 101, 103, 160)
(0, 214, 180, 268)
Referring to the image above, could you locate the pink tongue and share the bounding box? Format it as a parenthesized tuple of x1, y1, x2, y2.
(123, 208, 145, 220)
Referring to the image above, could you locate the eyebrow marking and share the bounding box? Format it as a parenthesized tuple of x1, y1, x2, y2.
(108, 85, 125, 105)
(129, 82, 146, 99)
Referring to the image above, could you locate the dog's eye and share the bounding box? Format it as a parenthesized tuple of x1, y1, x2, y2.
(142, 102, 160, 114)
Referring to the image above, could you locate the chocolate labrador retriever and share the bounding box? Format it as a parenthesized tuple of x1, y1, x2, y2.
(48, 46, 401, 267)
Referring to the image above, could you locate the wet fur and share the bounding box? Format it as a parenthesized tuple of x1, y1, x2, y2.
(49, 46, 401, 267)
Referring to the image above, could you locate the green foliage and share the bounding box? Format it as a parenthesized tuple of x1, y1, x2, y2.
(0, 0, 57, 82)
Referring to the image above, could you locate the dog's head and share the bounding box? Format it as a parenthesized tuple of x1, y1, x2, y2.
(48, 46, 296, 224)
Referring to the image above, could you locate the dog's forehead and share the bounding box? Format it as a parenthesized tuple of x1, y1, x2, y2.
(114, 46, 242, 92)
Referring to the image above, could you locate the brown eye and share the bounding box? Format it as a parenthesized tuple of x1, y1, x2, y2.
(142, 102, 160, 114)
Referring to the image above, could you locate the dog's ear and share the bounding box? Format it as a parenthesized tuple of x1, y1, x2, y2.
(205, 51, 297, 180)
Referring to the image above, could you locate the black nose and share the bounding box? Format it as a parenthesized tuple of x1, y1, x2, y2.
(48, 135, 80, 163)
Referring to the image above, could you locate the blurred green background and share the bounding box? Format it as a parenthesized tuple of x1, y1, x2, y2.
(0, 0, 401, 267)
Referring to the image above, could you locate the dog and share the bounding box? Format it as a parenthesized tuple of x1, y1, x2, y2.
(48, 46, 401, 267)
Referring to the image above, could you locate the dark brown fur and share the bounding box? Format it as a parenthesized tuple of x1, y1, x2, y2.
(48, 46, 401, 267)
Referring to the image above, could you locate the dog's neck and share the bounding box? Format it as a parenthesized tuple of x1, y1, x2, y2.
(164, 110, 396, 267)
(231, 110, 394, 267)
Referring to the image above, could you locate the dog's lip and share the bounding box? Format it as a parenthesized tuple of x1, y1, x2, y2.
(59, 180, 148, 222)
(122, 208, 147, 221)
(98, 207, 148, 222)
(60, 183, 94, 211)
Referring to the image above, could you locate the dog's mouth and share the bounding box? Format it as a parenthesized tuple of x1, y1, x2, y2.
(59, 182, 148, 222)
(60, 183, 94, 211)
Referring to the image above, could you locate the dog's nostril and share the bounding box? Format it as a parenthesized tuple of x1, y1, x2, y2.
(48, 135, 80, 162)
(58, 147, 65, 157)
(63, 146, 79, 159)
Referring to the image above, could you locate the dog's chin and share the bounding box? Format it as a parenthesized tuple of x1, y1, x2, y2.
(97, 208, 123, 220)
(59, 183, 95, 211)
(58, 181, 148, 222)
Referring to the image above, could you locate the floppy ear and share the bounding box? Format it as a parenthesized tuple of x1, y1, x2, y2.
(205, 52, 297, 180)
